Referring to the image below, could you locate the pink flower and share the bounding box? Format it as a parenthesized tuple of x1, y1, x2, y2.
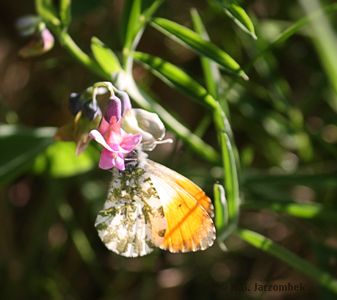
(89, 96, 142, 171)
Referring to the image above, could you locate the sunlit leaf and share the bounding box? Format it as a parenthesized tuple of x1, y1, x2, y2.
(121, 0, 141, 50)
(91, 37, 121, 75)
(132, 51, 218, 110)
(151, 17, 248, 80)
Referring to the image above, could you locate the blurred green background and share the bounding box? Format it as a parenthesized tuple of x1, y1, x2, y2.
(1, 0, 337, 299)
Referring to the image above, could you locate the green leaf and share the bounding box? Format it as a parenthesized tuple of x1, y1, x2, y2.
(236, 228, 337, 293)
(91, 37, 121, 75)
(121, 0, 141, 51)
(214, 183, 228, 235)
(132, 51, 219, 110)
(59, 0, 72, 28)
(0, 125, 56, 186)
(213, 0, 257, 39)
(151, 17, 248, 80)
(33, 141, 99, 178)
(219, 130, 240, 228)
(35, 0, 61, 28)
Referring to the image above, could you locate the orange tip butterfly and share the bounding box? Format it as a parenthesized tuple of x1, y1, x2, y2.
(95, 152, 216, 257)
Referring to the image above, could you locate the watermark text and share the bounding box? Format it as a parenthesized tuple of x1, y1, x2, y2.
(218, 282, 306, 293)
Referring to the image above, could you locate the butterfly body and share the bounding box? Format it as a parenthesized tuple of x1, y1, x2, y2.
(95, 156, 216, 257)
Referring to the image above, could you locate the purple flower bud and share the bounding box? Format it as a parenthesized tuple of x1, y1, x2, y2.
(115, 90, 132, 116)
(82, 99, 102, 120)
(68, 93, 84, 115)
(103, 96, 122, 124)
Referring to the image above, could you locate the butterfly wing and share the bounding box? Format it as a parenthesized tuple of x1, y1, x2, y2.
(95, 168, 167, 257)
(146, 160, 214, 217)
(144, 160, 216, 253)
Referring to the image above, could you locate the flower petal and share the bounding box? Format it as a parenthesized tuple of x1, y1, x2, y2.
(89, 129, 113, 151)
(99, 149, 116, 170)
(115, 153, 125, 171)
(120, 132, 142, 152)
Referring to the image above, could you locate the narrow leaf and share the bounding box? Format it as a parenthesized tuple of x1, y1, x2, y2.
(236, 228, 337, 293)
(91, 37, 121, 75)
(219, 130, 240, 228)
(214, 183, 228, 235)
(213, 0, 257, 39)
(151, 17, 248, 80)
(132, 51, 218, 110)
(121, 0, 141, 50)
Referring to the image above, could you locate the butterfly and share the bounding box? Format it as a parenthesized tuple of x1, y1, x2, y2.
(95, 152, 216, 257)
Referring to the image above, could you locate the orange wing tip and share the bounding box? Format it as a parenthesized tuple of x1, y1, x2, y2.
(160, 229, 216, 253)
(160, 220, 216, 253)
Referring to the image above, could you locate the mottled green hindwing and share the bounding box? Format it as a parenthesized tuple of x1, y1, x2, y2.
(95, 167, 167, 257)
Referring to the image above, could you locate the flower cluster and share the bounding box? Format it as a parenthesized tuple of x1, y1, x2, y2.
(89, 95, 142, 171)
(56, 82, 167, 171)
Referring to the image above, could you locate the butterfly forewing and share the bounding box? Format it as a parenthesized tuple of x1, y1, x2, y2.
(146, 160, 214, 217)
(145, 160, 216, 253)
(95, 167, 167, 257)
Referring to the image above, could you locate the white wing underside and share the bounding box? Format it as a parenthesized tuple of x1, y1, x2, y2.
(95, 167, 167, 257)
